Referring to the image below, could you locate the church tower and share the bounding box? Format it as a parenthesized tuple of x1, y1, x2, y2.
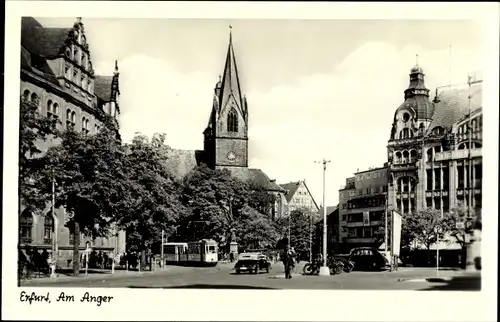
(203, 27, 249, 170)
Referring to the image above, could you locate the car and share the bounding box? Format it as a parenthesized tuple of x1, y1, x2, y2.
(233, 252, 271, 274)
(348, 247, 390, 271)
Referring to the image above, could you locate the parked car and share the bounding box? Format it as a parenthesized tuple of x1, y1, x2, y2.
(234, 252, 271, 274)
(348, 247, 390, 271)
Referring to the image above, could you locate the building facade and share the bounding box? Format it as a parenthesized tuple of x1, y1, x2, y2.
(336, 64, 483, 254)
(387, 64, 482, 218)
(338, 167, 388, 250)
(19, 17, 125, 267)
(280, 180, 319, 215)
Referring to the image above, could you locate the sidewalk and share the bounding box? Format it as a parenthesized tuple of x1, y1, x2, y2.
(19, 266, 193, 285)
(398, 270, 480, 283)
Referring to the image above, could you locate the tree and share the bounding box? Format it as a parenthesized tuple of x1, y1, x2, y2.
(247, 183, 277, 218)
(118, 132, 185, 267)
(179, 165, 250, 252)
(38, 116, 130, 275)
(233, 206, 278, 250)
(275, 208, 312, 258)
(19, 96, 59, 213)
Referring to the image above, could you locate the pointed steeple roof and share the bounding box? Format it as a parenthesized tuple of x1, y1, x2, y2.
(219, 26, 243, 113)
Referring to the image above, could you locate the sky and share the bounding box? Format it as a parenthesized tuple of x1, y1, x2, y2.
(36, 18, 485, 207)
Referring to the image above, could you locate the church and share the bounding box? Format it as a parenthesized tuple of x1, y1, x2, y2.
(165, 29, 288, 218)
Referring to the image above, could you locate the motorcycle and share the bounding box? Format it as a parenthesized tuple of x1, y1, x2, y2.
(328, 256, 344, 275)
(303, 259, 321, 275)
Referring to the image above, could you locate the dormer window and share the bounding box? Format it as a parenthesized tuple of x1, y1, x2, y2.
(82, 53, 87, 69)
(74, 48, 79, 63)
(74, 30, 79, 42)
(65, 48, 71, 58)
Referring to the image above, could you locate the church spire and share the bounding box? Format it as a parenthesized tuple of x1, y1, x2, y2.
(219, 25, 243, 114)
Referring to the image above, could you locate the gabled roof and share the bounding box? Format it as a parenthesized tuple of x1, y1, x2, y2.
(94, 76, 113, 102)
(21, 17, 71, 57)
(280, 181, 301, 203)
(428, 81, 482, 132)
(227, 167, 286, 192)
(280, 180, 319, 210)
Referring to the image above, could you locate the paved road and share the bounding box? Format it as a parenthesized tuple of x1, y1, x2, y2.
(20, 262, 480, 291)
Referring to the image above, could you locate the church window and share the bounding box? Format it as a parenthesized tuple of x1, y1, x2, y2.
(402, 112, 410, 122)
(227, 108, 238, 132)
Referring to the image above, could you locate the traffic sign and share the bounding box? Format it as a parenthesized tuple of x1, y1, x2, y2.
(456, 222, 465, 229)
(434, 225, 442, 233)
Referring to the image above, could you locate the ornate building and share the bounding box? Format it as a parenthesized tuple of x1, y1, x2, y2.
(165, 29, 287, 218)
(336, 63, 483, 254)
(387, 63, 482, 217)
(19, 17, 125, 267)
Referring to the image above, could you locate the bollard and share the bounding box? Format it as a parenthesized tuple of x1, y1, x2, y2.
(112, 260, 115, 274)
(50, 263, 57, 278)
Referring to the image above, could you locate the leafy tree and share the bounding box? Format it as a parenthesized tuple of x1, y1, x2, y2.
(119, 132, 185, 267)
(403, 208, 449, 266)
(247, 183, 277, 218)
(233, 206, 278, 250)
(179, 165, 250, 252)
(275, 208, 313, 258)
(38, 116, 129, 275)
(19, 96, 59, 213)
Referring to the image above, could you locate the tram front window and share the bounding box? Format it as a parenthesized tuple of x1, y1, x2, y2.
(208, 246, 217, 253)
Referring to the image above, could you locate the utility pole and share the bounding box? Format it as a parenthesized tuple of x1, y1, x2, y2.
(315, 159, 331, 276)
(309, 211, 313, 263)
(384, 192, 388, 254)
(161, 230, 165, 269)
(50, 169, 58, 278)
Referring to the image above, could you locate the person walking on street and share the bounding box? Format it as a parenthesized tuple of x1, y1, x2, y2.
(281, 246, 294, 279)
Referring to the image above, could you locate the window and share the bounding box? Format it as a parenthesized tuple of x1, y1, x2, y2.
(399, 128, 413, 139)
(402, 112, 410, 122)
(82, 117, 90, 135)
(30, 93, 39, 104)
(44, 215, 54, 244)
(23, 89, 30, 101)
(81, 35, 86, 46)
(66, 109, 76, 129)
(73, 70, 79, 84)
(47, 100, 58, 119)
(74, 48, 79, 63)
(20, 211, 33, 244)
(227, 108, 238, 132)
(81, 76, 86, 90)
(65, 48, 71, 58)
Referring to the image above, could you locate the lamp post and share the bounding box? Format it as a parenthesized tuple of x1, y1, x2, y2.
(50, 170, 58, 278)
(315, 159, 331, 276)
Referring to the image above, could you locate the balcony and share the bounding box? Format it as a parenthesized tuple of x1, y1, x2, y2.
(20, 237, 32, 244)
(434, 148, 482, 162)
(390, 162, 417, 172)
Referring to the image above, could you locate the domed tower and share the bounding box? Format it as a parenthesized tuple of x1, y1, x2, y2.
(387, 59, 436, 215)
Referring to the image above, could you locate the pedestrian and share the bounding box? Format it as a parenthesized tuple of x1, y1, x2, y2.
(281, 246, 293, 279)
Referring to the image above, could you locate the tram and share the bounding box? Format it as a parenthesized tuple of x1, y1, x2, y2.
(162, 239, 218, 267)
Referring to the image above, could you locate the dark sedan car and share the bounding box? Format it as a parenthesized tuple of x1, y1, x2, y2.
(348, 247, 390, 271)
(234, 253, 271, 274)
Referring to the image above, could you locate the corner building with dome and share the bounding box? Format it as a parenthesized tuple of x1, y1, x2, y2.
(337, 62, 483, 257)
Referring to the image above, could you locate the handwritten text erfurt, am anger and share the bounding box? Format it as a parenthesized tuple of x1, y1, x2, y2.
(20, 291, 113, 306)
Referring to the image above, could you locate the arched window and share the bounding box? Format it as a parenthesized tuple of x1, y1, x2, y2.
(227, 108, 238, 133)
(23, 89, 30, 101)
(395, 151, 402, 164)
(419, 123, 425, 134)
(410, 150, 417, 162)
(47, 100, 58, 119)
(30, 93, 39, 105)
(66, 109, 76, 129)
(426, 147, 433, 162)
(399, 128, 413, 139)
(44, 215, 54, 244)
(20, 211, 33, 244)
(82, 117, 89, 135)
(402, 151, 409, 163)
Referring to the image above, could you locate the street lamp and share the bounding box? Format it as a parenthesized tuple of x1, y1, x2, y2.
(315, 159, 331, 276)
